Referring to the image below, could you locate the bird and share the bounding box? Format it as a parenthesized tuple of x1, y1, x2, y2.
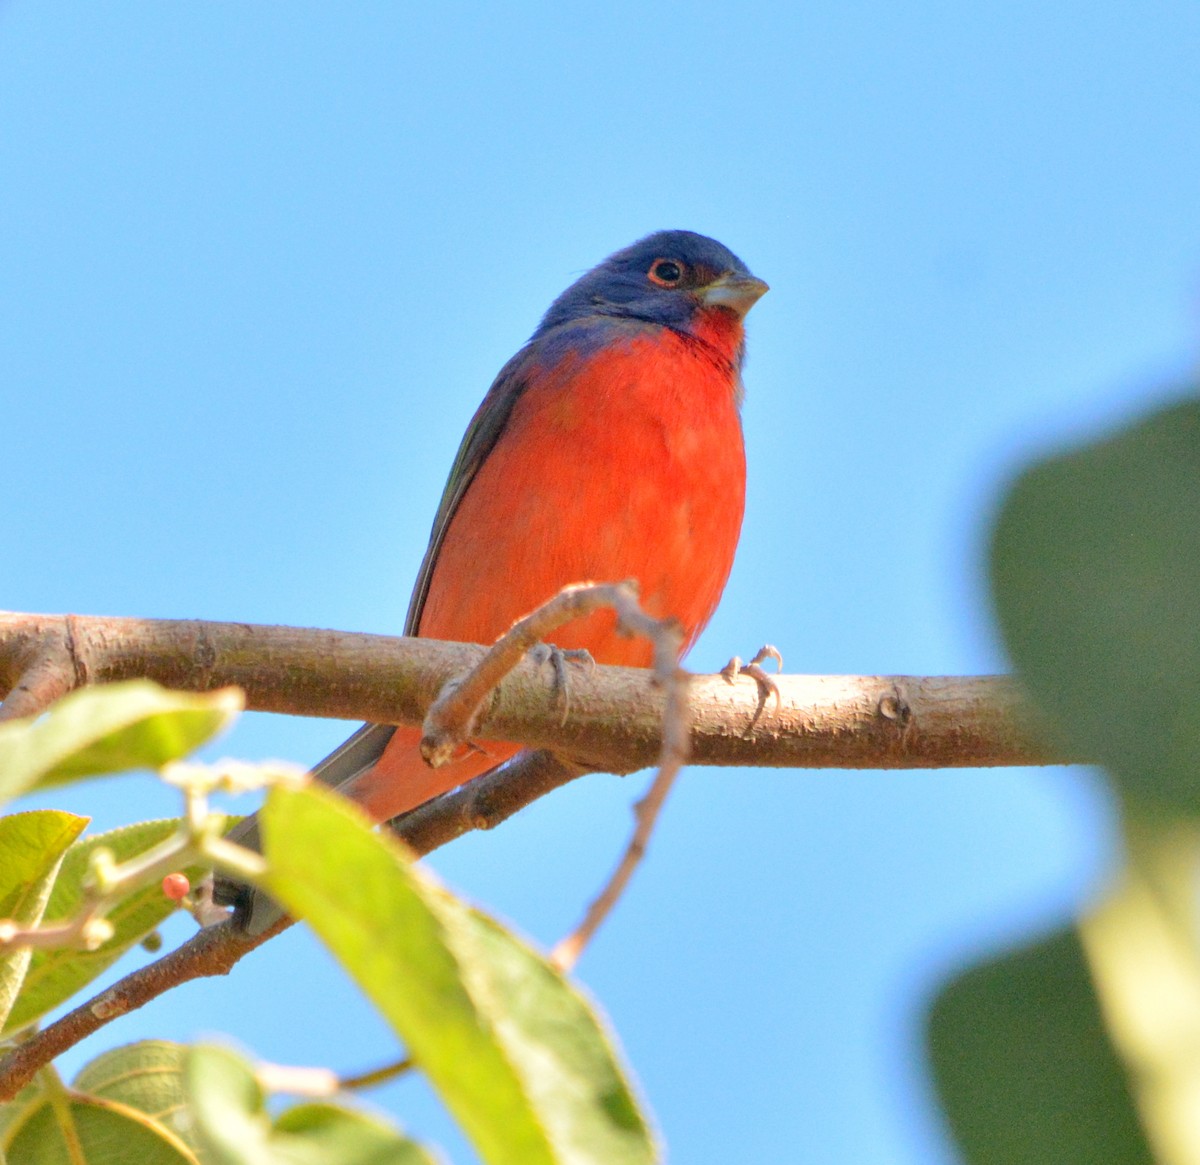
(219, 229, 767, 932)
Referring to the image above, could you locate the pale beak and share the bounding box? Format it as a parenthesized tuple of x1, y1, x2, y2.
(699, 272, 770, 317)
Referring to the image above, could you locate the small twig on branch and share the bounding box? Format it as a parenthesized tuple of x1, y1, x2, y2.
(552, 746, 685, 972)
(420, 580, 684, 767)
(530, 585, 692, 971)
(0, 760, 288, 957)
(420, 581, 692, 969)
(255, 1053, 414, 1096)
(339, 1056, 414, 1092)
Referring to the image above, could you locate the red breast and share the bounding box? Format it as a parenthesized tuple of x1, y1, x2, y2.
(415, 322, 747, 666)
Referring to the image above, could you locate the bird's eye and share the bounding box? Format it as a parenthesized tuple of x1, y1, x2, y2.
(648, 258, 685, 287)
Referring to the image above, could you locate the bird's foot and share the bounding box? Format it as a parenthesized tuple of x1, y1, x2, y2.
(721, 644, 783, 727)
(529, 643, 595, 724)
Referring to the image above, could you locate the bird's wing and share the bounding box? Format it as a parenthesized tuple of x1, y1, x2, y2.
(403, 345, 535, 636)
(219, 351, 542, 933)
(309, 720, 399, 787)
(302, 349, 537, 791)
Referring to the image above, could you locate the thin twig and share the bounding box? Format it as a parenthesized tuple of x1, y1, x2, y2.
(420, 580, 693, 970)
(254, 1062, 341, 1097)
(0, 770, 267, 955)
(253, 1054, 414, 1096)
(551, 763, 682, 972)
(420, 580, 680, 767)
(339, 1057, 414, 1092)
(551, 623, 691, 972)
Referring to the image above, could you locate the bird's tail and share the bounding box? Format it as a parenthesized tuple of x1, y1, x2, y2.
(332, 726, 520, 822)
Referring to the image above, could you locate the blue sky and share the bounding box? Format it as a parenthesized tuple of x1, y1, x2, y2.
(3, 3, 1199, 1161)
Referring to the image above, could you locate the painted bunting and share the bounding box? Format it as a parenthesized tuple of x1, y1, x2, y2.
(222, 230, 766, 930)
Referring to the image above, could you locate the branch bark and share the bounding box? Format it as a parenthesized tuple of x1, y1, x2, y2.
(0, 611, 1064, 769)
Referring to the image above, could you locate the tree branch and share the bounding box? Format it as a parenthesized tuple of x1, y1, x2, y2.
(0, 597, 1075, 1098)
(0, 614, 80, 723)
(0, 611, 1063, 770)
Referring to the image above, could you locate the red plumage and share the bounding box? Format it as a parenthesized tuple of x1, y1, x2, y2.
(347, 312, 750, 820)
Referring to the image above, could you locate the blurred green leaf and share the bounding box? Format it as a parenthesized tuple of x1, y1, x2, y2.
(0, 1080, 45, 1144)
(1074, 822, 1200, 1165)
(3, 819, 219, 1036)
(0, 810, 88, 1031)
(184, 1043, 433, 1165)
(991, 396, 1200, 814)
(0, 681, 242, 802)
(1, 1083, 198, 1165)
(260, 782, 657, 1165)
(72, 1041, 198, 1156)
(272, 1105, 433, 1165)
(929, 927, 1152, 1165)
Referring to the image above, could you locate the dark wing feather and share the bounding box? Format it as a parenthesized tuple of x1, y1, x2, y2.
(308, 350, 533, 781)
(403, 346, 534, 635)
(307, 349, 534, 788)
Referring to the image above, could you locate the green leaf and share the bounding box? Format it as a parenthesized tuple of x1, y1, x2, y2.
(260, 782, 657, 1165)
(184, 1043, 434, 1165)
(72, 1041, 198, 1155)
(0, 1080, 45, 1146)
(3, 819, 219, 1036)
(0, 681, 242, 802)
(928, 927, 1153, 1165)
(990, 396, 1200, 814)
(2, 1086, 198, 1165)
(184, 1045, 261, 1165)
(0, 810, 89, 1031)
(272, 1106, 434, 1165)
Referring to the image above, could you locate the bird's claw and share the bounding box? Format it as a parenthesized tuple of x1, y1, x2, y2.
(529, 643, 595, 724)
(721, 644, 783, 723)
